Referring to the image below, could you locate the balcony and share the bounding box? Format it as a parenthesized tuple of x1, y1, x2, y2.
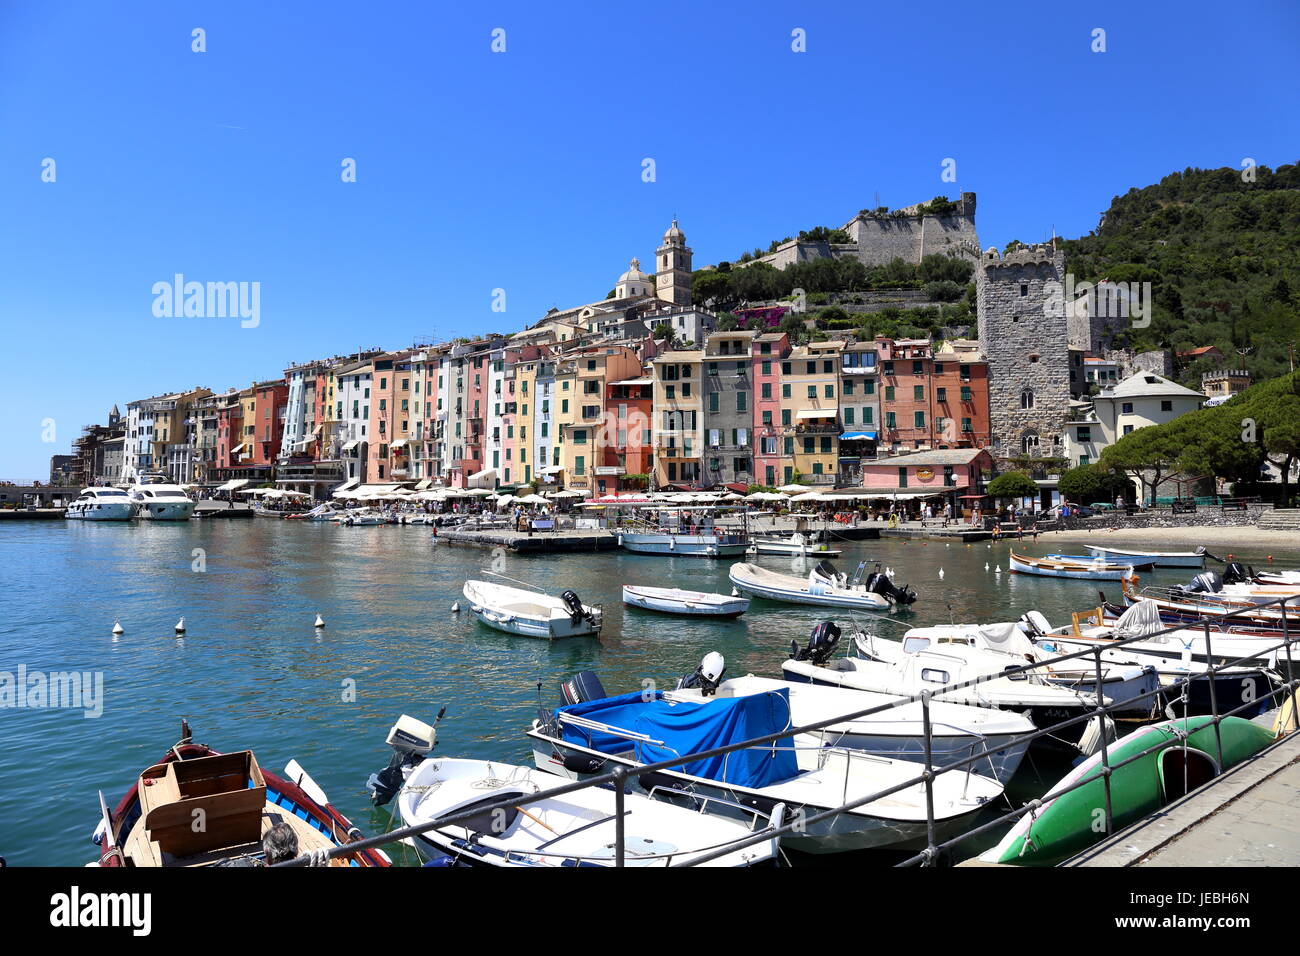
(786, 423, 839, 435)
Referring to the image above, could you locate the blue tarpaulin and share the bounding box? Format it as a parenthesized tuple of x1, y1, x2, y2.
(839, 431, 877, 440)
(555, 688, 800, 788)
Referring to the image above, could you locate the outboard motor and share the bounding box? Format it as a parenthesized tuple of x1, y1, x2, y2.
(1019, 610, 1051, 638)
(678, 652, 726, 696)
(560, 589, 587, 625)
(790, 621, 842, 665)
(1180, 571, 1224, 595)
(367, 711, 442, 806)
(1222, 562, 1252, 586)
(866, 570, 918, 606)
(559, 670, 607, 706)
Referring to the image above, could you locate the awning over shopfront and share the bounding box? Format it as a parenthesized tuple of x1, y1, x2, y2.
(415, 478, 433, 490)
(215, 478, 250, 492)
(541, 466, 564, 475)
(840, 431, 877, 440)
(390, 438, 408, 449)
(797, 409, 837, 419)
(230, 443, 247, 456)
(341, 440, 360, 452)
(469, 467, 495, 480)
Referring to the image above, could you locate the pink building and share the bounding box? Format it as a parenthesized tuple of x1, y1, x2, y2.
(751, 332, 790, 488)
(858, 447, 992, 512)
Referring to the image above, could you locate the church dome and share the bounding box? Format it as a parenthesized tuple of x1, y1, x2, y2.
(617, 257, 652, 284)
(663, 219, 684, 241)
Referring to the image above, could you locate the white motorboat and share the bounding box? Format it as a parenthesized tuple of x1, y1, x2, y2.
(463, 579, 601, 640)
(128, 473, 196, 520)
(750, 533, 842, 558)
(618, 530, 752, 557)
(333, 508, 384, 525)
(1085, 544, 1207, 568)
(65, 487, 137, 521)
(674, 648, 1033, 781)
(395, 757, 779, 868)
(622, 586, 748, 617)
(894, 619, 1159, 717)
(1020, 606, 1278, 718)
(528, 668, 1004, 854)
(729, 560, 916, 611)
(782, 630, 1113, 751)
(366, 714, 779, 868)
(1254, 569, 1300, 586)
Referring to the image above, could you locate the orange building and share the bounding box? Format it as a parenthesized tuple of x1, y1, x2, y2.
(877, 338, 990, 454)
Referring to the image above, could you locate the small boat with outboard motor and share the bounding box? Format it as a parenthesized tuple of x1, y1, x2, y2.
(622, 585, 748, 617)
(782, 627, 1117, 752)
(981, 715, 1276, 866)
(463, 576, 601, 639)
(1044, 553, 1156, 571)
(527, 659, 1005, 853)
(1028, 602, 1283, 715)
(1120, 567, 1300, 624)
(91, 719, 389, 867)
(729, 559, 917, 611)
(367, 713, 781, 868)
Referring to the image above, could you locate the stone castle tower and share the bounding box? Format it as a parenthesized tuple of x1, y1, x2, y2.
(976, 244, 1071, 461)
(656, 219, 692, 307)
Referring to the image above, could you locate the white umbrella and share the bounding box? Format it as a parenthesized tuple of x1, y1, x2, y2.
(777, 484, 809, 493)
(517, 493, 549, 505)
(465, 488, 495, 497)
(791, 491, 825, 502)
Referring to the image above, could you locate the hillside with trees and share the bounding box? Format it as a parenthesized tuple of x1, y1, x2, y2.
(1052, 161, 1300, 385)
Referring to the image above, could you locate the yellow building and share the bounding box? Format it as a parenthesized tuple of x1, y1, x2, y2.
(779, 341, 843, 485)
(651, 349, 704, 487)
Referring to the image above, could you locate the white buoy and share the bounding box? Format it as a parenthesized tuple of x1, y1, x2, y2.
(314, 613, 325, 628)
(984, 562, 990, 571)
(111, 620, 124, 635)
(451, 602, 461, 613)
(175, 617, 186, 633)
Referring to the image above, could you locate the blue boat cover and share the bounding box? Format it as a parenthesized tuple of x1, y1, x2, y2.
(555, 689, 800, 788)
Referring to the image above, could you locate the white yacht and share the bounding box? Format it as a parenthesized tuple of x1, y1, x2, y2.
(65, 487, 138, 521)
(128, 473, 196, 521)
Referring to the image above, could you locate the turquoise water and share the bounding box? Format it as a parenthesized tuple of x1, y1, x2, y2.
(0, 519, 1293, 866)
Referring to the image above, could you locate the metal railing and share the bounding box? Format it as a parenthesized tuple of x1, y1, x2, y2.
(276, 591, 1298, 868)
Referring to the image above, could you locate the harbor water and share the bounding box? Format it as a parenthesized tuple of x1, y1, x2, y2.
(0, 519, 1293, 865)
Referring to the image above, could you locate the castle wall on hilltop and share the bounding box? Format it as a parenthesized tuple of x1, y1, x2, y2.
(738, 192, 980, 271)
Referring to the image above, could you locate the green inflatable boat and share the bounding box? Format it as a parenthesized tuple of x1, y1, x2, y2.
(982, 716, 1275, 865)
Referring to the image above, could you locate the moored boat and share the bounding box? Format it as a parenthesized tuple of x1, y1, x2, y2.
(750, 532, 842, 558)
(1009, 551, 1134, 581)
(980, 715, 1276, 865)
(1084, 544, 1207, 568)
(463, 579, 601, 639)
(1046, 553, 1155, 570)
(128, 473, 196, 521)
(729, 559, 916, 611)
(528, 669, 1003, 854)
(92, 720, 389, 867)
(622, 585, 748, 617)
(65, 487, 137, 521)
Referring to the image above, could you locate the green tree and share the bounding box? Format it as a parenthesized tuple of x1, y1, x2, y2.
(986, 471, 1038, 499)
(1058, 464, 1129, 504)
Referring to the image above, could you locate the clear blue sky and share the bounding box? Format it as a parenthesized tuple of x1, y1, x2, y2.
(2, 1, 1297, 478)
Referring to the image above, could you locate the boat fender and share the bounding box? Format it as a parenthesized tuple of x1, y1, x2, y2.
(1077, 715, 1116, 756)
(562, 753, 606, 775)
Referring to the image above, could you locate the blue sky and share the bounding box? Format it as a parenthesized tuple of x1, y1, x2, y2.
(1, 1, 1297, 477)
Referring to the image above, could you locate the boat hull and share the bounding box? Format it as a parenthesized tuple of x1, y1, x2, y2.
(1085, 545, 1205, 568)
(1010, 553, 1133, 581)
(527, 736, 985, 854)
(65, 503, 137, 521)
(982, 716, 1275, 865)
(622, 587, 748, 617)
(729, 563, 890, 610)
(618, 532, 751, 558)
(134, 501, 196, 521)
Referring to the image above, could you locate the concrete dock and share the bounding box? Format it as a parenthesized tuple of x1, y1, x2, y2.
(0, 508, 65, 521)
(438, 527, 618, 553)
